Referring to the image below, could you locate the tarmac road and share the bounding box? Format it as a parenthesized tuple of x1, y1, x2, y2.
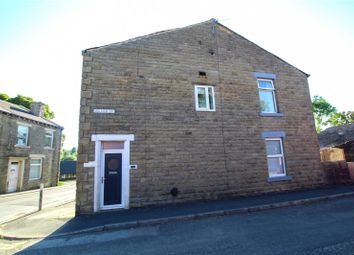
(16, 195, 354, 255)
(0, 180, 75, 225)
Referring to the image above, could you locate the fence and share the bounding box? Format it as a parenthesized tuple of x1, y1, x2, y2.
(320, 147, 345, 162)
(59, 160, 77, 180)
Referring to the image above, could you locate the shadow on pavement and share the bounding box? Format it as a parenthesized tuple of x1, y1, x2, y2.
(15, 184, 354, 254)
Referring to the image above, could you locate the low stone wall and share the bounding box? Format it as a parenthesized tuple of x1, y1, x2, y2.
(59, 173, 76, 181)
(322, 161, 352, 185)
(348, 162, 354, 182)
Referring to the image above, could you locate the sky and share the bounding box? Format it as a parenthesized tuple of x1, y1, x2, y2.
(0, 0, 353, 149)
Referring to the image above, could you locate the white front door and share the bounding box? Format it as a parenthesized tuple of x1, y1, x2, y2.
(91, 134, 134, 212)
(8, 162, 19, 193)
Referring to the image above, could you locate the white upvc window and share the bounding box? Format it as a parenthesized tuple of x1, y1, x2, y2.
(17, 125, 29, 146)
(265, 138, 286, 177)
(194, 85, 215, 111)
(29, 158, 42, 180)
(44, 130, 54, 148)
(257, 79, 277, 113)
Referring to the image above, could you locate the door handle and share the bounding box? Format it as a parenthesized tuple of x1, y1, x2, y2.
(101, 177, 104, 183)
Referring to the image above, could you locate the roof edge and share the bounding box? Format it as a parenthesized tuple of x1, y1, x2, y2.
(0, 109, 63, 130)
(82, 19, 215, 54)
(82, 18, 310, 77)
(215, 21, 310, 77)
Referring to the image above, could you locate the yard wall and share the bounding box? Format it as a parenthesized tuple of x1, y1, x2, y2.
(321, 161, 352, 185)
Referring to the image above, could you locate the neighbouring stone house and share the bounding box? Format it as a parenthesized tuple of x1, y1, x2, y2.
(0, 100, 63, 193)
(77, 19, 324, 214)
(318, 124, 354, 162)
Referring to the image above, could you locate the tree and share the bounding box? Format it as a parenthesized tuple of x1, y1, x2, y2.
(312, 95, 337, 133)
(0, 93, 55, 120)
(0, 93, 10, 101)
(328, 111, 354, 126)
(60, 133, 66, 159)
(60, 133, 77, 160)
(43, 104, 55, 119)
(312, 95, 354, 132)
(8, 94, 33, 109)
(61, 147, 77, 161)
(62, 150, 77, 160)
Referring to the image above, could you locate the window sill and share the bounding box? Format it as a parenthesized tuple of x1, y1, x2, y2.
(267, 176, 293, 182)
(196, 109, 216, 112)
(15, 145, 30, 149)
(29, 178, 41, 181)
(259, 112, 284, 117)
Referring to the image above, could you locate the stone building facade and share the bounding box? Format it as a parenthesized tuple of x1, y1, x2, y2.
(77, 19, 324, 214)
(0, 100, 63, 193)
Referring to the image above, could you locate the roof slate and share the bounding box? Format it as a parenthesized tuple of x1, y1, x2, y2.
(0, 100, 63, 129)
(318, 124, 354, 148)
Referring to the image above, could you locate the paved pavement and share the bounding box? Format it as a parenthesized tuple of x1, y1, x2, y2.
(0, 180, 75, 225)
(59, 184, 354, 235)
(1, 185, 354, 241)
(10, 194, 354, 255)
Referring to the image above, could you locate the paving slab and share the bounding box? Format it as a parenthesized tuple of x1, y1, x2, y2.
(0, 181, 75, 225)
(0, 202, 75, 238)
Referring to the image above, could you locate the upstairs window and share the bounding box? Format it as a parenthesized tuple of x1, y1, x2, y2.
(265, 138, 286, 177)
(17, 125, 29, 146)
(195, 85, 215, 111)
(257, 79, 277, 113)
(44, 130, 54, 148)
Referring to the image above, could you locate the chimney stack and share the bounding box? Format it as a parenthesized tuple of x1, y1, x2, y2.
(31, 102, 45, 117)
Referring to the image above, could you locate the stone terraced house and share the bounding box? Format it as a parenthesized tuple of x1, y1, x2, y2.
(0, 100, 63, 193)
(77, 19, 324, 214)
